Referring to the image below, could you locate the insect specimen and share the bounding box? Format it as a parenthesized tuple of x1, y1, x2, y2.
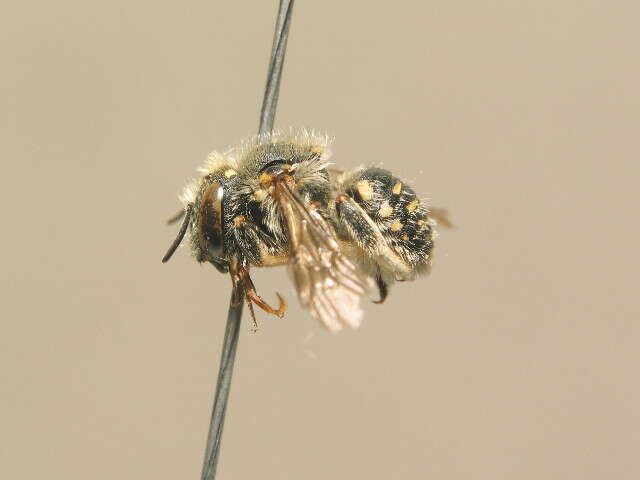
(163, 129, 439, 332)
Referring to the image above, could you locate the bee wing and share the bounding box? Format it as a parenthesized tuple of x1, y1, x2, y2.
(275, 180, 375, 332)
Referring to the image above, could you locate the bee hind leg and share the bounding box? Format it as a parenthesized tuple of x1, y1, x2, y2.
(334, 193, 413, 285)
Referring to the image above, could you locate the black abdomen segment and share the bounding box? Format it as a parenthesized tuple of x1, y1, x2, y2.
(339, 167, 433, 267)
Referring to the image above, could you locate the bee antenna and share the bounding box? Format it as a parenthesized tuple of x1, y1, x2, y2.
(162, 204, 193, 263)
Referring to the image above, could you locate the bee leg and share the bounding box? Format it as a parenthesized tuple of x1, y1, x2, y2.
(334, 194, 412, 279)
(229, 260, 245, 305)
(228, 262, 264, 331)
(334, 194, 380, 251)
(246, 299, 258, 332)
(238, 267, 287, 319)
(245, 284, 287, 318)
(373, 271, 388, 304)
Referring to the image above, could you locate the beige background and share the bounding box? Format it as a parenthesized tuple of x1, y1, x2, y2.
(2, 1, 639, 479)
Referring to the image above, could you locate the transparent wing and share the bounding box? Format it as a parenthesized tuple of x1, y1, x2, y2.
(275, 180, 375, 332)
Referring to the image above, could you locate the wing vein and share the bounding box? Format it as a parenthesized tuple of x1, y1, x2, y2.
(274, 178, 374, 331)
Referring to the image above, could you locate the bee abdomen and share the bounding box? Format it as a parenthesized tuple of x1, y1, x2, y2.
(342, 167, 434, 266)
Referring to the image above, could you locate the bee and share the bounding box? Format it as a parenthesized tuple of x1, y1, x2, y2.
(163, 129, 441, 332)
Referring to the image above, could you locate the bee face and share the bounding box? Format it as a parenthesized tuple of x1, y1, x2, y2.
(165, 129, 440, 332)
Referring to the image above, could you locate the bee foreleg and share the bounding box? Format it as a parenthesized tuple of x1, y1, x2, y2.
(228, 260, 245, 305)
(245, 300, 258, 333)
(237, 265, 287, 319)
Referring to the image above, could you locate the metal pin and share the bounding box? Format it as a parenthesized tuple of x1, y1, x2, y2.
(199, 2, 295, 479)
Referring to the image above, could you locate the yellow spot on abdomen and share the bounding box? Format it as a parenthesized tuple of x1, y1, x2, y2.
(390, 219, 403, 232)
(233, 215, 247, 227)
(378, 201, 393, 218)
(356, 180, 374, 201)
(401, 234, 410, 241)
(392, 182, 402, 195)
(406, 199, 419, 212)
(224, 169, 237, 178)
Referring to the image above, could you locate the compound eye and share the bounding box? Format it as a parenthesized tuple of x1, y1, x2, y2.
(199, 181, 225, 257)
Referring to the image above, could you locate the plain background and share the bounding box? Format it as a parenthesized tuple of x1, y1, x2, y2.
(2, 1, 639, 479)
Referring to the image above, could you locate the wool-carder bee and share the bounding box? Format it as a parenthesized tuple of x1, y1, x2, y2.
(163, 129, 442, 332)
